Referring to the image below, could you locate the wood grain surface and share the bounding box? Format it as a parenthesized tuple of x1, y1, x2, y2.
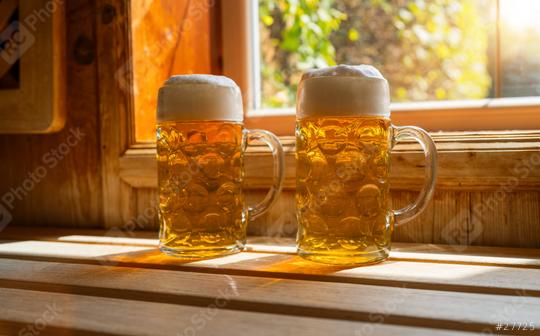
(0, 228, 539, 335)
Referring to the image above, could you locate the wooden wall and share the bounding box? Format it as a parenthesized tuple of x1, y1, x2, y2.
(123, 187, 540, 248)
(0, 0, 102, 227)
(0, 0, 215, 227)
(247, 190, 540, 248)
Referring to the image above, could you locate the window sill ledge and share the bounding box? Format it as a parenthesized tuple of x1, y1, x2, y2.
(245, 99, 540, 135)
(120, 131, 540, 191)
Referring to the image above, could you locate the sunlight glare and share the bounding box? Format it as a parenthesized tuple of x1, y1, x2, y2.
(0, 241, 152, 258)
(58, 235, 158, 246)
(500, 0, 540, 31)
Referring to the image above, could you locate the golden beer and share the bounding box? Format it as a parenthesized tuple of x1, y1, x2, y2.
(157, 121, 246, 257)
(296, 116, 394, 264)
(296, 64, 437, 265)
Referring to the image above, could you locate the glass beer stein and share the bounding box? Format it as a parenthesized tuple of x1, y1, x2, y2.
(157, 75, 285, 258)
(296, 65, 437, 265)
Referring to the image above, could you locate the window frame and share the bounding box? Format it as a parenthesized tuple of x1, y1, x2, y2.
(96, 0, 540, 229)
(222, 0, 540, 136)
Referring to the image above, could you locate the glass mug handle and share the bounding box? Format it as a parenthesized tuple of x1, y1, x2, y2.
(245, 129, 285, 220)
(391, 126, 438, 225)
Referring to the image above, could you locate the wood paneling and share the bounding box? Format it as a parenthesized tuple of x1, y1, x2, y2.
(509, 192, 540, 248)
(0, 0, 101, 227)
(84, 179, 540, 249)
(135, 188, 158, 230)
(236, 189, 540, 248)
(96, 0, 137, 228)
(392, 190, 434, 244)
(0, 229, 539, 335)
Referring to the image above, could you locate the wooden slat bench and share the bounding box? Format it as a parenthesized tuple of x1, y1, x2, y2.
(0, 227, 539, 335)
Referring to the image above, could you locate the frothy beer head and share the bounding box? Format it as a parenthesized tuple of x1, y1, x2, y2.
(297, 64, 390, 118)
(157, 75, 243, 122)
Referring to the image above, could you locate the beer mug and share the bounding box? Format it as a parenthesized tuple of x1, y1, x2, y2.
(157, 75, 285, 258)
(296, 65, 437, 265)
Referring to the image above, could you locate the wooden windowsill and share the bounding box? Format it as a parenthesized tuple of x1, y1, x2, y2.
(245, 102, 540, 135)
(119, 131, 540, 191)
(0, 227, 539, 335)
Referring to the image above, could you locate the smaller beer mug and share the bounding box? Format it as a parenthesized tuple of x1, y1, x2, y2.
(157, 75, 285, 258)
(296, 65, 437, 265)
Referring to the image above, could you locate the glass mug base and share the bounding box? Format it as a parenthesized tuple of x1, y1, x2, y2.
(159, 241, 245, 260)
(297, 246, 390, 266)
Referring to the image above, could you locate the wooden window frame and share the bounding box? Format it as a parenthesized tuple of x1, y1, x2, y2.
(97, 0, 540, 228)
(222, 0, 540, 136)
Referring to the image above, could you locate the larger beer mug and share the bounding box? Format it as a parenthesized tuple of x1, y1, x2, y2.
(157, 75, 285, 258)
(296, 65, 437, 265)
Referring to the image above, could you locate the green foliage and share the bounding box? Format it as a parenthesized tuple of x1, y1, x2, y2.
(260, 0, 346, 107)
(260, 0, 492, 107)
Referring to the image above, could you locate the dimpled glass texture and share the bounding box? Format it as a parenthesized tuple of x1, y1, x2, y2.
(157, 121, 246, 258)
(296, 116, 395, 265)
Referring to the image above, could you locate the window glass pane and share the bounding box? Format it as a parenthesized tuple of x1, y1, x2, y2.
(259, 0, 497, 108)
(500, 0, 540, 97)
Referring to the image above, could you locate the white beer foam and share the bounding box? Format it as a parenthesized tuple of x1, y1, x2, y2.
(297, 64, 390, 118)
(157, 75, 243, 122)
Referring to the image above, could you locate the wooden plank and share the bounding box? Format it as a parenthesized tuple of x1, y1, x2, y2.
(0, 226, 158, 243)
(248, 237, 540, 266)
(96, 0, 137, 228)
(1, 227, 540, 266)
(1, 287, 462, 336)
(3, 240, 539, 270)
(472, 191, 510, 247)
(135, 187, 159, 230)
(1, 238, 540, 297)
(0, 258, 538, 334)
(468, 191, 540, 248)
(509, 191, 540, 248)
(392, 190, 434, 243)
(433, 191, 470, 245)
(221, 0, 251, 114)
